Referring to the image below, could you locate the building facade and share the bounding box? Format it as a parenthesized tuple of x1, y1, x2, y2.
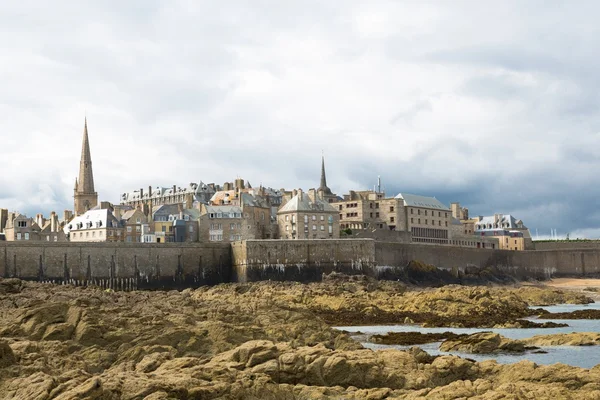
(64, 208, 124, 242)
(277, 189, 339, 239)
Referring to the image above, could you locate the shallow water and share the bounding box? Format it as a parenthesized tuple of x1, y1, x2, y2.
(335, 303, 600, 369)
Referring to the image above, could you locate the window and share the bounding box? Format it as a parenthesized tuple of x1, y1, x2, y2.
(189, 226, 193, 233)
(425, 210, 428, 216)
(127, 236, 132, 242)
(312, 215, 316, 221)
(92, 232, 96, 237)
(445, 221, 448, 227)
(320, 215, 324, 221)
(136, 226, 141, 232)
(370, 213, 373, 218)
(418, 219, 421, 224)
(237, 223, 241, 229)
(390, 217, 395, 223)
(54, 236, 58, 242)
(438, 221, 441, 226)
(127, 226, 132, 232)
(46, 236, 50, 242)
(410, 209, 414, 214)
(230, 223, 235, 229)
(375, 203, 379, 208)
(162, 226, 166, 232)
(136, 218, 141, 223)
(18, 221, 27, 228)
(418, 210, 421, 215)
(286, 225, 289, 231)
(425, 220, 428, 225)
(312, 225, 317, 230)
(390, 206, 394, 212)
(411, 218, 413, 223)
(17, 233, 21, 240)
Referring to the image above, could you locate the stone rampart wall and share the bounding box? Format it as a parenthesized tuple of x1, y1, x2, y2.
(234, 240, 600, 282)
(0, 242, 231, 290)
(232, 239, 375, 282)
(533, 241, 600, 250)
(4, 240, 600, 288)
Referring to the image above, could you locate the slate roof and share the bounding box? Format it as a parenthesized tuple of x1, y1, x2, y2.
(395, 193, 449, 210)
(278, 193, 336, 213)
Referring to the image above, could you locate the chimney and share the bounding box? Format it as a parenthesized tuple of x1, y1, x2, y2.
(149, 186, 153, 197)
(297, 189, 303, 200)
(173, 185, 177, 193)
(308, 189, 317, 202)
(140, 188, 144, 198)
(50, 211, 57, 232)
(292, 189, 298, 197)
(178, 203, 183, 219)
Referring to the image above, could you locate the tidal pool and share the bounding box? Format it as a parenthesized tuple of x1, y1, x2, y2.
(336, 303, 600, 369)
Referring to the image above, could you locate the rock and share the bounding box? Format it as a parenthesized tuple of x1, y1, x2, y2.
(522, 332, 600, 347)
(0, 340, 16, 367)
(439, 332, 525, 354)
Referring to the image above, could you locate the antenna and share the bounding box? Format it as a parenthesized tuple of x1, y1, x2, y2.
(377, 175, 381, 193)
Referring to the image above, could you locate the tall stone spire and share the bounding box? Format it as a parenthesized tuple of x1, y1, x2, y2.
(77, 117, 95, 194)
(318, 155, 332, 194)
(74, 118, 98, 215)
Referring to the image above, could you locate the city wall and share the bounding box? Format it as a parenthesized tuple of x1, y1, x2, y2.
(0, 242, 231, 290)
(533, 241, 600, 251)
(4, 240, 600, 288)
(233, 240, 600, 282)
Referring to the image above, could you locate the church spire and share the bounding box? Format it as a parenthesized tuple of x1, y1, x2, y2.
(77, 117, 95, 194)
(318, 155, 332, 195)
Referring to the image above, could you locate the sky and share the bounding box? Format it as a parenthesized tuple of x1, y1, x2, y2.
(1, 1, 600, 239)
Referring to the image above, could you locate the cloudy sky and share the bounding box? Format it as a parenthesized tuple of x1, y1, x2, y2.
(1, 1, 599, 238)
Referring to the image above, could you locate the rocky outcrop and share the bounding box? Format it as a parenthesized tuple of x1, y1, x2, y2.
(439, 332, 527, 354)
(0, 277, 599, 399)
(522, 332, 600, 347)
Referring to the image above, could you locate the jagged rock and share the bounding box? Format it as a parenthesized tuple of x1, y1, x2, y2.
(0, 340, 16, 368)
(522, 332, 600, 347)
(439, 332, 526, 354)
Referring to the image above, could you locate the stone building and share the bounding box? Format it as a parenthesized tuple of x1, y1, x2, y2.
(64, 208, 124, 242)
(392, 193, 451, 245)
(73, 118, 98, 216)
(477, 229, 525, 251)
(334, 190, 387, 232)
(121, 209, 147, 243)
(277, 189, 339, 240)
(4, 214, 41, 241)
(149, 204, 200, 243)
(474, 214, 531, 250)
(120, 182, 216, 215)
(448, 217, 499, 249)
(199, 205, 244, 242)
(0, 208, 8, 234)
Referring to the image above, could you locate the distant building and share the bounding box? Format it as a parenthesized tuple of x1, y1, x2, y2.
(4, 214, 41, 241)
(474, 213, 532, 250)
(277, 189, 339, 240)
(477, 229, 525, 251)
(121, 209, 147, 243)
(150, 204, 199, 243)
(73, 118, 98, 216)
(64, 208, 124, 242)
(449, 217, 499, 249)
(120, 182, 217, 215)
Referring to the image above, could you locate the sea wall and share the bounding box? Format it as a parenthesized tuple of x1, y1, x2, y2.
(4, 240, 600, 288)
(0, 242, 231, 290)
(234, 240, 600, 282)
(534, 241, 600, 250)
(231, 239, 375, 282)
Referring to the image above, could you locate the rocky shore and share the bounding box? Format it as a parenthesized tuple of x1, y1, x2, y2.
(1, 276, 599, 399)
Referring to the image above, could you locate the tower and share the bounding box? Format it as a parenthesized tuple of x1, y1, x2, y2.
(317, 155, 337, 203)
(74, 118, 98, 216)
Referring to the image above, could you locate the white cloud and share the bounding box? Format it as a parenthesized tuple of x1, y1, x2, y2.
(1, 1, 600, 237)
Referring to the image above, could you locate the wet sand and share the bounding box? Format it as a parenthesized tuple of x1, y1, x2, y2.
(545, 278, 600, 300)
